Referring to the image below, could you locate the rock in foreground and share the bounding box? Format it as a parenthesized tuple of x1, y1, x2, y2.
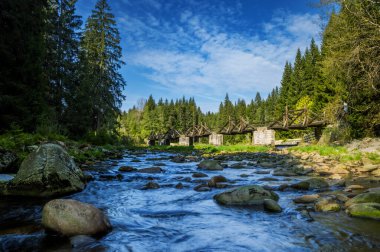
(42, 199, 111, 236)
(1, 144, 84, 197)
(214, 185, 279, 206)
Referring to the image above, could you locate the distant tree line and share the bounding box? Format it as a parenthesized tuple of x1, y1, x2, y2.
(0, 0, 126, 139)
(121, 0, 380, 143)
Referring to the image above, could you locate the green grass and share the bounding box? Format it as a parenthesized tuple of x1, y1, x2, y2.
(288, 144, 380, 164)
(144, 143, 272, 154)
(194, 144, 272, 154)
(289, 145, 349, 156)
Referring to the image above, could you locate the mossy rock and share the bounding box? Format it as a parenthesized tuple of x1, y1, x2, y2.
(346, 203, 380, 220)
(214, 185, 279, 206)
(345, 192, 380, 208)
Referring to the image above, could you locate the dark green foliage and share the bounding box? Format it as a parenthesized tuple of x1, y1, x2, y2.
(0, 0, 48, 132)
(0, 0, 126, 142)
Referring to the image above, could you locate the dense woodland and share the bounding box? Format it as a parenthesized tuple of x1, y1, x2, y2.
(0, 0, 126, 140)
(121, 0, 380, 144)
(0, 0, 379, 145)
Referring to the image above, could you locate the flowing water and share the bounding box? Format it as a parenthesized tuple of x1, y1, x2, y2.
(1, 150, 380, 252)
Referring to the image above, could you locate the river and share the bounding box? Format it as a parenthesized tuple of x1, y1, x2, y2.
(1, 150, 380, 251)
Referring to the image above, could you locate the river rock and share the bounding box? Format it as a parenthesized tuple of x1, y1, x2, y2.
(208, 175, 228, 187)
(138, 167, 164, 174)
(194, 184, 211, 192)
(171, 156, 186, 163)
(346, 203, 380, 220)
(263, 199, 282, 213)
(293, 194, 320, 204)
(315, 197, 341, 212)
(142, 182, 160, 190)
(42, 199, 111, 236)
(0, 144, 84, 197)
(345, 192, 380, 208)
(357, 164, 379, 173)
(229, 162, 246, 169)
(214, 185, 279, 206)
(258, 177, 279, 181)
(192, 172, 208, 178)
(0, 148, 18, 173)
(291, 178, 329, 190)
(255, 170, 271, 174)
(198, 160, 223, 171)
(372, 169, 380, 177)
(118, 166, 137, 172)
(175, 183, 184, 189)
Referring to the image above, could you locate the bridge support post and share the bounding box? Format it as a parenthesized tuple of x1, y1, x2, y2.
(179, 135, 193, 146)
(253, 127, 275, 145)
(209, 133, 223, 146)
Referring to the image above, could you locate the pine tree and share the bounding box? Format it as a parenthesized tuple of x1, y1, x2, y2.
(0, 0, 48, 132)
(79, 0, 126, 135)
(45, 0, 82, 128)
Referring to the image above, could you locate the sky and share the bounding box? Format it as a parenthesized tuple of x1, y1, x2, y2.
(76, 0, 323, 112)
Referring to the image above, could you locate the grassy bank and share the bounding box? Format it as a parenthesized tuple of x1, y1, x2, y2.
(0, 130, 128, 165)
(146, 144, 272, 154)
(288, 145, 380, 164)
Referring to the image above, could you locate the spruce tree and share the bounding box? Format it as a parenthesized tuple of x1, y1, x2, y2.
(45, 0, 82, 128)
(0, 0, 48, 132)
(79, 0, 126, 135)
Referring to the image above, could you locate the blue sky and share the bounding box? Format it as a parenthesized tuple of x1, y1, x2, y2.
(76, 0, 323, 112)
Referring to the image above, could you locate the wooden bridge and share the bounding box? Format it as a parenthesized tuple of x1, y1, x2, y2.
(148, 107, 327, 146)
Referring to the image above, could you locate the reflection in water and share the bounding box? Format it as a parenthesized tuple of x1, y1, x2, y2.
(1, 151, 380, 251)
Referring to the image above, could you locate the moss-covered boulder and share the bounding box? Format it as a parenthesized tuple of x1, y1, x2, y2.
(42, 199, 111, 236)
(198, 160, 223, 171)
(291, 178, 329, 190)
(346, 203, 380, 220)
(315, 197, 341, 212)
(214, 185, 279, 206)
(345, 192, 380, 208)
(0, 144, 84, 197)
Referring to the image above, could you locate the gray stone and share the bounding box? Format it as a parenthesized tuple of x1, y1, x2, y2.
(208, 175, 228, 187)
(1, 144, 84, 197)
(138, 167, 164, 174)
(293, 194, 320, 204)
(198, 160, 223, 171)
(42, 199, 111, 236)
(291, 178, 329, 190)
(214, 185, 279, 206)
(142, 182, 160, 190)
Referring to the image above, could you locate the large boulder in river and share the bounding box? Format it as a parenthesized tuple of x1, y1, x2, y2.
(42, 199, 111, 236)
(0, 144, 85, 197)
(214, 185, 279, 206)
(198, 160, 223, 171)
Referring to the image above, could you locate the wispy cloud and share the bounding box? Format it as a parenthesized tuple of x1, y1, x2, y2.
(112, 1, 322, 111)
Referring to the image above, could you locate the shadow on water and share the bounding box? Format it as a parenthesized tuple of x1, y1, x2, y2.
(1, 150, 380, 251)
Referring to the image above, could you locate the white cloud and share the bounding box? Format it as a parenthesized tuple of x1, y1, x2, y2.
(116, 2, 322, 112)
